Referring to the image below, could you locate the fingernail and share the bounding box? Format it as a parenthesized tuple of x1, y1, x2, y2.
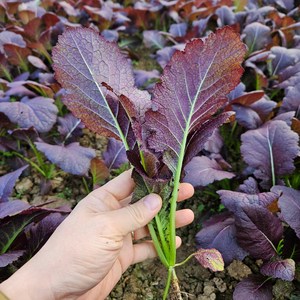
(144, 194, 161, 211)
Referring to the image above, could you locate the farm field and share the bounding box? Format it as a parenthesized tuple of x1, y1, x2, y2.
(0, 1, 300, 299)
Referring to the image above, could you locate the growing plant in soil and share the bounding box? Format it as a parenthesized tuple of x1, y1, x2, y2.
(52, 25, 246, 298)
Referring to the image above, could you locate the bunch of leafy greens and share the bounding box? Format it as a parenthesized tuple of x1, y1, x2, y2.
(52, 26, 246, 297)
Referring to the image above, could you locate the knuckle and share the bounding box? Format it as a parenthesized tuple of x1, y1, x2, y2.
(125, 204, 145, 228)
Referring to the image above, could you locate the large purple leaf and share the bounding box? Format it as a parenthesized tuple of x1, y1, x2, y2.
(0, 250, 25, 267)
(234, 205, 283, 260)
(183, 156, 235, 187)
(272, 186, 300, 239)
(0, 97, 58, 133)
(233, 275, 273, 300)
(241, 120, 300, 188)
(260, 258, 295, 281)
(196, 214, 248, 264)
(0, 166, 28, 203)
(0, 206, 69, 255)
(145, 27, 246, 173)
(0, 209, 50, 254)
(102, 137, 127, 170)
(35, 142, 96, 175)
(218, 189, 278, 214)
(52, 27, 151, 148)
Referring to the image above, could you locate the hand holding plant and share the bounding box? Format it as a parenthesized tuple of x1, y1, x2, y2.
(51, 25, 246, 297)
(0, 170, 194, 300)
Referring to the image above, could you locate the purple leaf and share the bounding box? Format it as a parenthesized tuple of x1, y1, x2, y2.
(233, 275, 273, 300)
(57, 113, 83, 140)
(272, 186, 300, 239)
(10, 127, 39, 142)
(0, 207, 54, 254)
(232, 104, 262, 129)
(145, 27, 246, 173)
(271, 46, 300, 76)
(218, 189, 278, 214)
(241, 120, 300, 188)
(183, 156, 235, 187)
(273, 111, 295, 125)
(242, 22, 271, 52)
(133, 69, 160, 88)
(195, 248, 224, 272)
(28, 55, 48, 71)
(101, 29, 119, 43)
(278, 61, 300, 89)
(0, 250, 25, 267)
(35, 142, 96, 175)
(0, 200, 30, 219)
(0, 97, 58, 133)
(103, 137, 127, 170)
(156, 44, 185, 68)
(0, 31, 26, 54)
(52, 28, 151, 146)
(25, 213, 67, 259)
(260, 259, 295, 281)
(203, 129, 223, 154)
(238, 177, 259, 194)
(234, 205, 283, 260)
(250, 97, 277, 120)
(0, 166, 28, 203)
(227, 82, 245, 100)
(215, 6, 236, 26)
(169, 23, 187, 38)
(143, 30, 166, 49)
(196, 214, 248, 264)
(279, 83, 300, 114)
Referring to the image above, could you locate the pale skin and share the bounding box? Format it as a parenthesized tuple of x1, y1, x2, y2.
(0, 170, 194, 300)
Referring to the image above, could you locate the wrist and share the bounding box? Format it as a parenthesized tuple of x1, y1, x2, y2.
(0, 260, 55, 300)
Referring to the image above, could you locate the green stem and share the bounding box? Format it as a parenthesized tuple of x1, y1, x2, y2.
(155, 214, 170, 260)
(175, 253, 196, 267)
(27, 138, 44, 167)
(12, 151, 46, 177)
(163, 267, 173, 300)
(148, 223, 169, 268)
(82, 177, 90, 194)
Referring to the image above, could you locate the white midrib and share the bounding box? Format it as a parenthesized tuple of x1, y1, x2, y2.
(70, 32, 129, 150)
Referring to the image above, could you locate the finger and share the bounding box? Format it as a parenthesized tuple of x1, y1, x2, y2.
(177, 183, 194, 202)
(110, 194, 162, 235)
(132, 236, 182, 264)
(133, 226, 149, 240)
(94, 169, 135, 201)
(175, 209, 194, 228)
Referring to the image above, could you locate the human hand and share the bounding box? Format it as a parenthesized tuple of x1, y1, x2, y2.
(0, 170, 194, 300)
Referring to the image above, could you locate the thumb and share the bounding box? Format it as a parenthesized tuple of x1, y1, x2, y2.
(110, 194, 162, 236)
